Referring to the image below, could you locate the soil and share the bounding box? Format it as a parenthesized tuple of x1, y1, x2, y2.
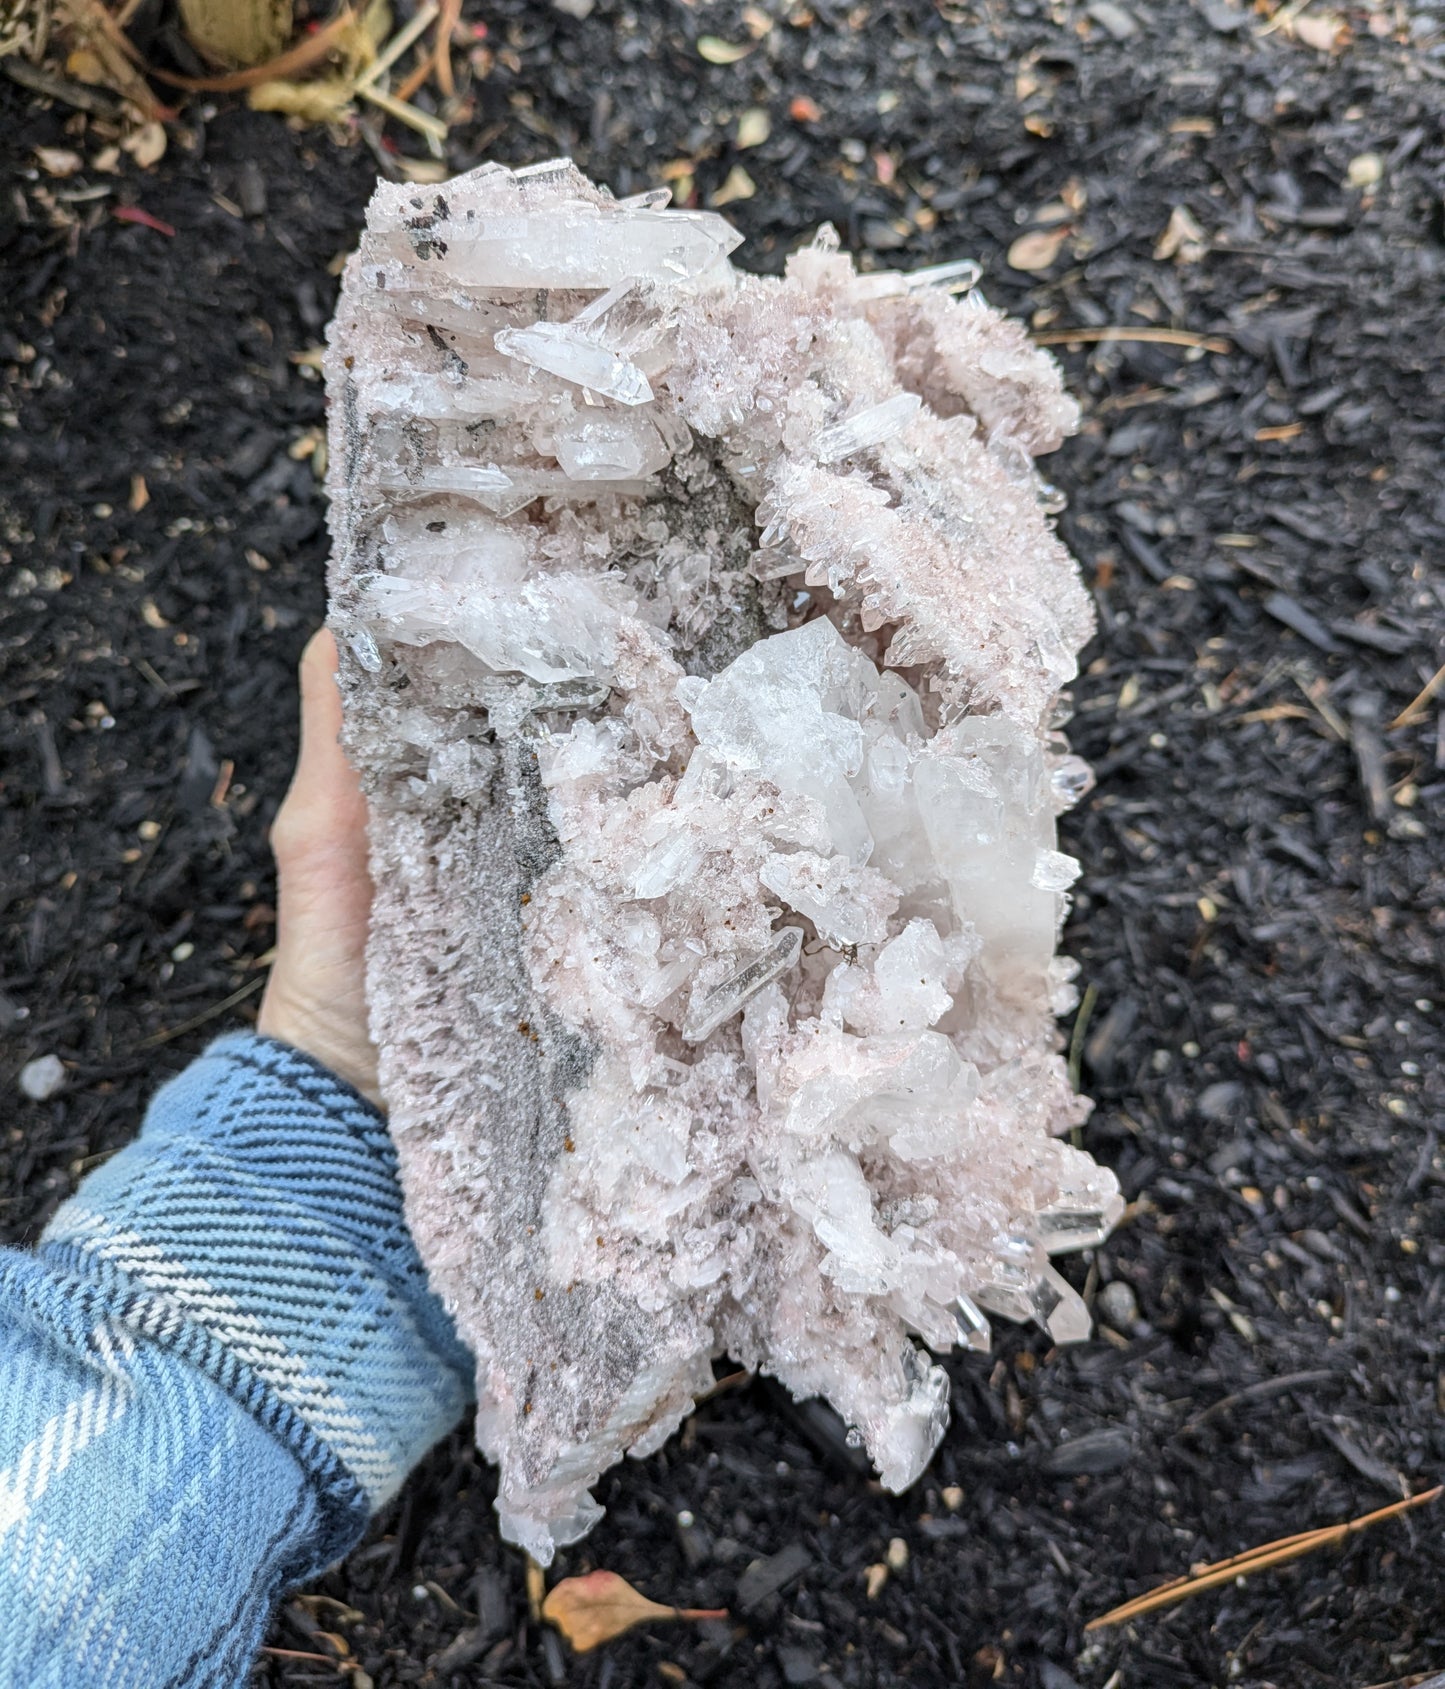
(3, 3, 1444, 1687)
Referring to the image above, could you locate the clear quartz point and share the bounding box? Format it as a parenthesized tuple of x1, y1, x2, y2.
(814, 393, 922, 463)
(494, 321, 654, 406)
(974, 1231, 1049, 1324)
(953, 1294, 992, 1354)
(1050, 754, 1094, 810)
(374, 460, 514, 499)
(973, 1273, 1036, 1325)
(477, 673, 611, 733)
(850, 257, 983, 299)
(617, 187, 673, 210)
(1031, 1265, 1092, 1345)
(367, 206, 742, 289)
(1036, 1187, 1125, 1254)
(682, 926, 803, 1043)
(349, 627, 382, 672)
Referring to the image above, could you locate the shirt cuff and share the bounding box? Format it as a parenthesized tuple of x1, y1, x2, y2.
(38, 1032, 473, 1516)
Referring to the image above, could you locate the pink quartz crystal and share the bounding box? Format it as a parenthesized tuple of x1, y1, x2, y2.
(324, 159, 1122, 1561)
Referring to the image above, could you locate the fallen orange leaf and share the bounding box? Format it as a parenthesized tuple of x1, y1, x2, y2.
(542, 1570, 727, 1653)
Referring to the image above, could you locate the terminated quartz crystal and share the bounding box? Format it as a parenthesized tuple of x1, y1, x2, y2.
(325, 160, 1122, 1562)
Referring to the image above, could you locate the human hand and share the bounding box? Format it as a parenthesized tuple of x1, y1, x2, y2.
(257, 628, 380, 1104)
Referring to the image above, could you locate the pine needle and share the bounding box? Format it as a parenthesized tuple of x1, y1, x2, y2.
(1388, 660, 1445, 729)
(1032, 327, 1232, 354)
(1086, 1485, 1442, 1631)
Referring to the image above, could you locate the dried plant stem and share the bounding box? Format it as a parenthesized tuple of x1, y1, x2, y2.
(355, 81, 446, 145)
(391, 53, 432, 102)
(433, 0, 461, 95)
(147, 5, 356, 91)
(1086, 1485, 1442, 1631)
(352, 1, 437, 90)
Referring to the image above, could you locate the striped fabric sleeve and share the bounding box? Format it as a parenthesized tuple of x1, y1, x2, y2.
(0, 1033, 474, 1689)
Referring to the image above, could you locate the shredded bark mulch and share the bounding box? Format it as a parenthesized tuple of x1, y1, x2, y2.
(3, 2, 1443, 1685)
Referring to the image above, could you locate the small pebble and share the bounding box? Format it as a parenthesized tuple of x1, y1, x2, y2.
(941, 1485, 964, 1510)
(20, 1054, 66, 1101)
(1097, 1280, 1139, 1330)
(885, 1536, 908, 1571)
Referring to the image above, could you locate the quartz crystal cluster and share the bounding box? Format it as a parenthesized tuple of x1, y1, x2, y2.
(325, 160, 1122, 1562)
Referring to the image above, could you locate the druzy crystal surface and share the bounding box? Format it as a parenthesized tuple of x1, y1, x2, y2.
(325, 160, 1122, 1561)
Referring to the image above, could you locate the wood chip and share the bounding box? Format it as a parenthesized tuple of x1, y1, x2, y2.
(1007, 226, 1070, 272)
(709, 165, 756, 207)
(34, 146, 85, 177)
(697, 35, 751, 63)
(737, 107, 770, 148)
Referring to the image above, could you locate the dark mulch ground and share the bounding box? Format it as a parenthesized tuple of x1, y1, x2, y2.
(3, 2, 1444, 1685)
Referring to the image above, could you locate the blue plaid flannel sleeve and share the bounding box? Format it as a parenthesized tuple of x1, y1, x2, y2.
(0, 1032, 473, 1689)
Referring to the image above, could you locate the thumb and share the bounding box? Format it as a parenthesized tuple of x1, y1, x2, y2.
(271, 629, 368, 865)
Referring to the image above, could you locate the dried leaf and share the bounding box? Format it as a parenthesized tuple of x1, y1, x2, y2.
(709, 165, 756, 207)
(120, 121, 167, 168)
(247, 76, 355, 121)
(542, 1571, 727, 1654)
(697, 35, 751, 64)
(35, 146, 85, 177)
(177, 0, 292, 68)
(1006, 226, 1069, 272)
(1154, 204, 1207, 263)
